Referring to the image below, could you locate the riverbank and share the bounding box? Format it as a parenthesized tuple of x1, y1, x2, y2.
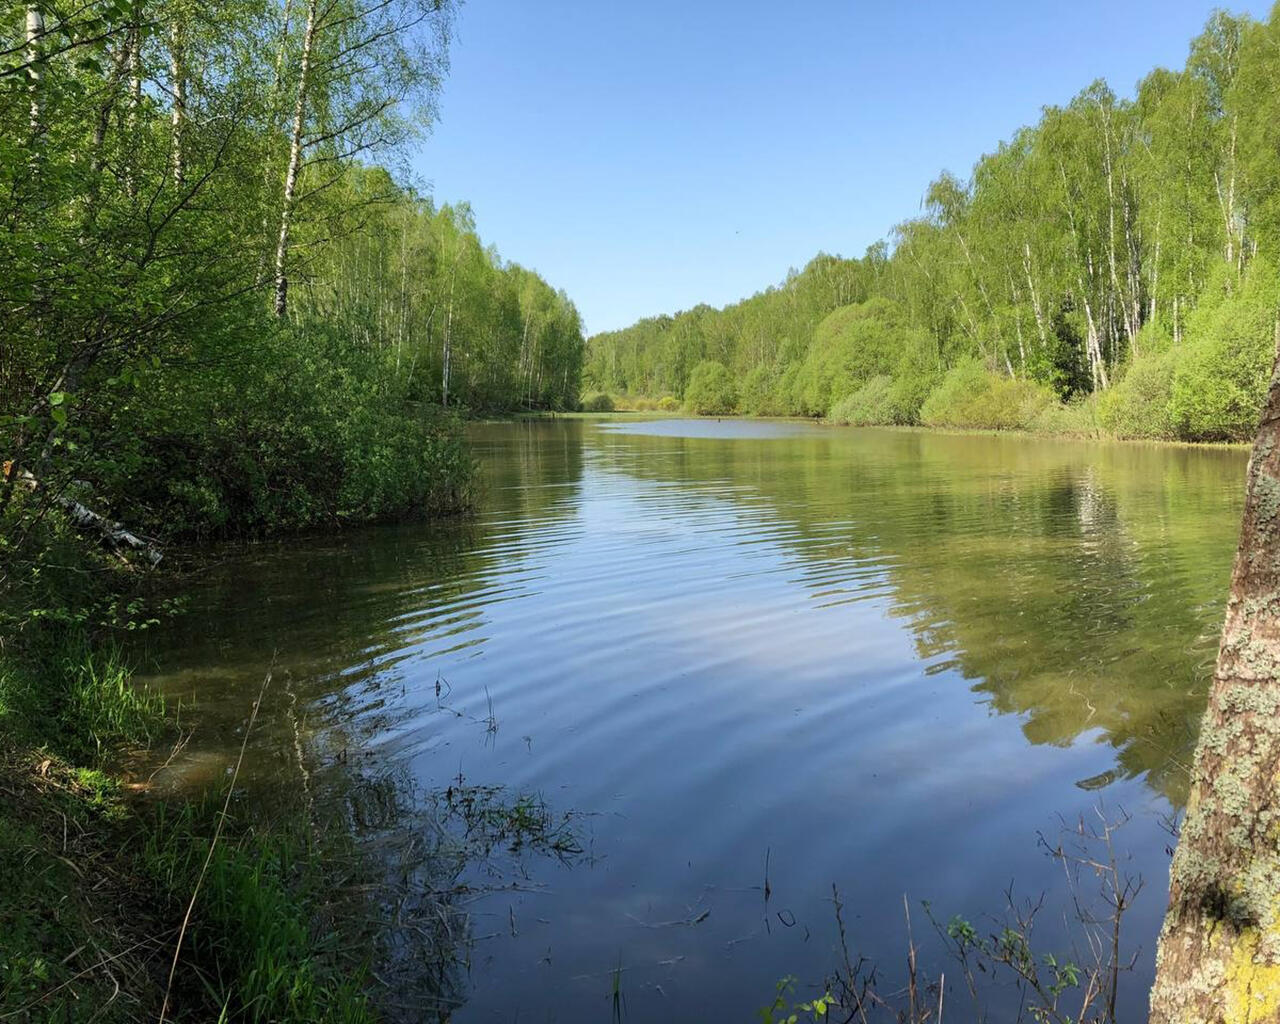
(0, 482, 583, 1020)
(0, 614, 380, 1021)
(521, 401, 1250, 451)
(0, 479, 399, 1020)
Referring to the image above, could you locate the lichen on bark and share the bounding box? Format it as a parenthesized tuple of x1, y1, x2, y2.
(1151, 342, 1280, 1023)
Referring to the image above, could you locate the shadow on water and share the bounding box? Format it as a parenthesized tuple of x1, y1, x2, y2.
(130, 418, 1245, 1022)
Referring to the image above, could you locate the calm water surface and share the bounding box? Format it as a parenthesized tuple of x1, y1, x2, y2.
(135, 419, 1248, 1021)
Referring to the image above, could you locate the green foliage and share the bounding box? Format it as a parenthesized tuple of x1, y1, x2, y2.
(586, 253, 869, 404)
(1028, 394, 1103, 438)
(758, 977, 833, 1024)
(1099, 349, 1178, 439)
(581, 392, 616, 412)
(141, 802, 375, 1024)
(797, 298, 918, 416)
(920, 361, 1055, 431)
(828, 373, 925, 427)
(1170, 262, 1279, 441)
(684, 360, 738, 415)
(0, 629, 163, 767)
(0, 8, 583, 557)
(829, 376, 894, 425)
(739, 366, 780, 416)
(657, 395, 680, 412)
(63, 648, 164, 762)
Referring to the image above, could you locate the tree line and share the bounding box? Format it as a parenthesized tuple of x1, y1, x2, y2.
(0, 0, 584, 545)
(587, 8, 1280, 443)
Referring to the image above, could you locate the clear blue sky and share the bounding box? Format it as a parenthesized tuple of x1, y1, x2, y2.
(412, 1, 1267, 337)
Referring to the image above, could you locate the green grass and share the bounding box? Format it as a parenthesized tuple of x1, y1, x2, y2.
(0, 620, 379, 1022)
(140, 800, 376, 1024)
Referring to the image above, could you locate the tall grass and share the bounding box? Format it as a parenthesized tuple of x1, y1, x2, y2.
(142, 800, 376, 1024)
(64, 645, 165, 761)
(0, 636, 162, 764)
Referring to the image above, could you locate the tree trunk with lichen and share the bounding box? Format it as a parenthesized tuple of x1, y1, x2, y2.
(1150, 327, 1280, 1023)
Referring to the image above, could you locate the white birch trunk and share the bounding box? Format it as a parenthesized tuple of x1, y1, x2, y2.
(274, 0, 318, 319)
(126, 10, 142, 198)
(25, 7, 43, 136)
(169, 21, 186, 187)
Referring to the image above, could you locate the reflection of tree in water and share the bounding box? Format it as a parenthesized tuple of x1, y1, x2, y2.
(131, 421, 592, 1019)
(132, 419, 587, 786)
(591, 426, 1243, 806)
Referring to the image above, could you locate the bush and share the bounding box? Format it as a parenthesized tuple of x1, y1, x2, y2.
(829, 370, 936, 427)
(829, 376, 898, 425)
(775, 364, 804, 416)
(81, 326, 474, 540)
(890, 342, 942, 424)
(1169, 261, 1278, 441)
(581, 391, 615, 412)
(657, 395, 680, 412)
(738, 366, 774, 416)
(1029, 395, 1102, 438)
(1099, 349, 1177, 439)
(684, 360, 738, 415)
(920, 360, 1054, 431)
(795, 298, 924, 416)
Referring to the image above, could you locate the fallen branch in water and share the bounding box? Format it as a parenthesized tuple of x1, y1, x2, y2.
(4, 461, 163, 567)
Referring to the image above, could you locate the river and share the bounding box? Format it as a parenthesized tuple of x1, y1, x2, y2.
(133, 418, 1247, 1021)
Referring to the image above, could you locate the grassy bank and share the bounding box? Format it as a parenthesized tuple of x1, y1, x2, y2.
(566, 388, 1249, 449)
(0, 487, 384, 1022)
(0, 477, 588, 1020)
(0, 621, 380, 1022)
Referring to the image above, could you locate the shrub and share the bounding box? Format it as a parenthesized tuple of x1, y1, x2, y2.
(920, 360, 1053, 431)
(657, 395, 680, 412)
(87, 326, 475, 540)
(684, 360, 738, 415)
(890, 342, 942, 424)
(829, 370, 938, 427)
(795, 298, 925, 416)
(1098, 349, 1177, 439)
(739, 366, 778, 416)
(581, 391, 615, 412)
(775, 364, 804, 416)
(1169, 261, 1278, 441)
(1029, 394, 1102, 438)
(829, 376, 898, 425)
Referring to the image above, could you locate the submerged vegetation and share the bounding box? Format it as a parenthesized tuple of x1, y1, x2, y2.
(587, 9, 1280, 443)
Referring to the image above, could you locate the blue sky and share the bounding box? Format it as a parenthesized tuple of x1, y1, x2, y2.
(412, 1, 1267, 336)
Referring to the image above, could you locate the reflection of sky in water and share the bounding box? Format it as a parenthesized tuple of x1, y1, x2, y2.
(595, 416, 822, 439)
(134, 421, 1246, 1023)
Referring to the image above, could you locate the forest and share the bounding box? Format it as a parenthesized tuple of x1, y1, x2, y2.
(0, 0, 584, 1018)
(1, 0, 584, 545)
(586, 8, 1280, 443)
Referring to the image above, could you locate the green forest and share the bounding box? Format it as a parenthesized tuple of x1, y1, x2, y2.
(0, 0, 583, 1018)
(586, 8, 1280, 443)
(1, 0, 584, 545)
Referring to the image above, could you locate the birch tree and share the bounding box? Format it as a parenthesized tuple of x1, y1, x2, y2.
(270, 0, 453, 317)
